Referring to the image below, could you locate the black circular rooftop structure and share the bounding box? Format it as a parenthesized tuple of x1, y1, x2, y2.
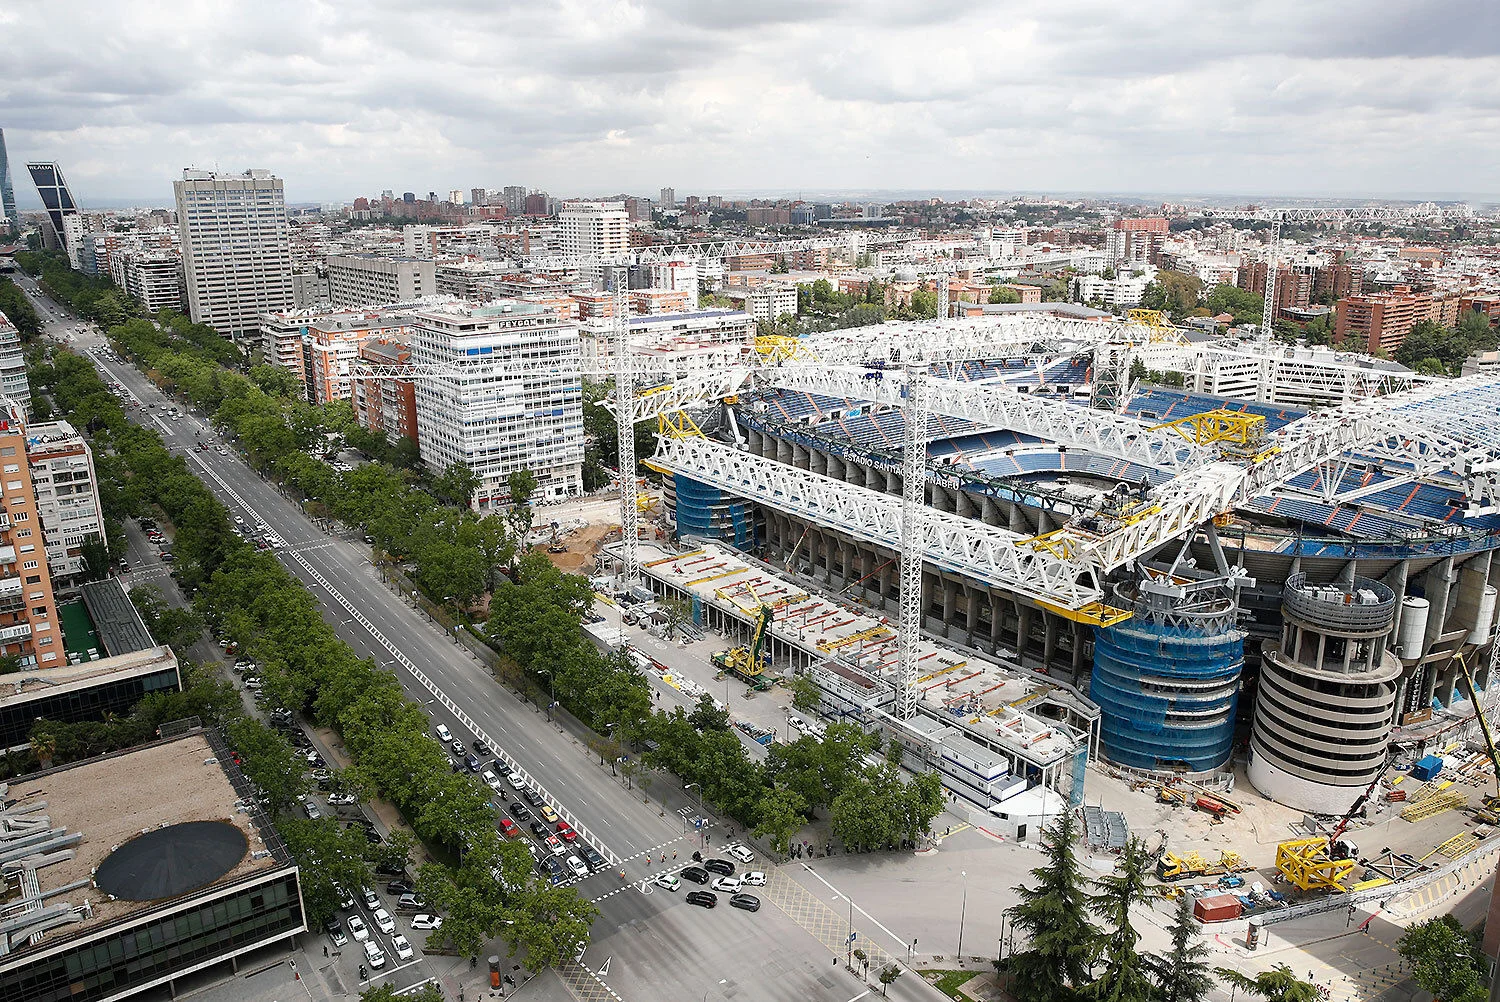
(95, 821, 248, 901)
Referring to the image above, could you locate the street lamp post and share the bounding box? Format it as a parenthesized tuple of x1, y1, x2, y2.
(956, 870, 968, 964)
(538, 668, 555, 722)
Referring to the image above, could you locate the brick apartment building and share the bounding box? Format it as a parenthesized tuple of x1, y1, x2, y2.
(351, 338, 419, 446)
(1334, 286, 1431, 355)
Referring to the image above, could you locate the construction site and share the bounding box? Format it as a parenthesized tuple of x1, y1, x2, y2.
(563, 282, 1500, 921)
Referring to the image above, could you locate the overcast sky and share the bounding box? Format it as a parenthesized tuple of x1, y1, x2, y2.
(3, 0, 1498, 207)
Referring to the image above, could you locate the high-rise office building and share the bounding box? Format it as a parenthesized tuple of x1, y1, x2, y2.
(26, 162, 82, 266)
(0, 129, 16, 230)
(174, 168, 295, 344)
(471, 188, 487, 207)
(659, 187, 675, 209)
(502, 186, 527, 214)
(410, 301, 583, 510)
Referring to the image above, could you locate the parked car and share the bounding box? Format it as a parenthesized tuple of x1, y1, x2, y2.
(411, 914, 443, 931)
(507, 771, 527, 790)
(580, 845, 608, 872)
(729, 893, 761, 912)
(397, 892, 425, 911)
(509, 801, 533, 822)
(566, 855, 589, 878)
(385, 880, 414, 896)
(391, 934, 414, 962)
(482, 770, 503, 792)
(556, 823, 578, 843)
(686, 890, 718, 909)
(302, 801, 321, 820)
(347, 915, 369, 941)
(712, 876, 742, 893)
(541, 856, 568, 885)
(328, 792, 356, 806)
(362, 887, 379, 909)
(545, 835, 568, 857)
(529, 821, 549, 839)
(472, 739, 491, 757)
(435, 724, 452, 743)
(372, 907, 395, 935)
(680, 866, 710, 885)
(450, 739, 466, 756)
(363, 939, 386, 969)
(743, 871, 766, 887)
(463, 753, 481, 772)
(522, 787, 545, 808)
(499, 817, 519, 838)
(538, 804, 560, 824)
(325, 920, 348, 948)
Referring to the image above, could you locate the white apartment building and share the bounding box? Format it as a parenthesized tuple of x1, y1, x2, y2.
(0, 311, 31, 416)
(116, 250, 184, 315)
(174, 169, 295, 343)
(1071, 270, 1155, 308)
(559, 202, 629, 285)
(716, 285, 798, 323)
(409, 301, 583, 510)
(579, 308, 754, 367)
(327, 254, 437, 306)
(24, 420, 103, 583)
(403, 223, 498, 258)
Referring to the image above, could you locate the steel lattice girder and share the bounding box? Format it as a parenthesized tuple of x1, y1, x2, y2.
(652, 436, 1104, 609)
(766, 366, 1212, 473)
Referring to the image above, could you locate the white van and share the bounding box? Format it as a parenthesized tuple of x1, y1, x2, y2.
(436, 723, 452, 743)
(363, 939, 386, 969)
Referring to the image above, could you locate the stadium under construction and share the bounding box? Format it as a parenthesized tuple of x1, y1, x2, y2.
(629, 309, 1500, 818)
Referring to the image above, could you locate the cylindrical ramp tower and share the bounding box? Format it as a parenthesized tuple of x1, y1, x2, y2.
(1090, 574, 1245, 776)
(1249, 573, 1400, 814)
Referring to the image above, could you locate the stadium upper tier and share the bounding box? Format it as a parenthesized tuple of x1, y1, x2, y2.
(735, 379, 1500, 558)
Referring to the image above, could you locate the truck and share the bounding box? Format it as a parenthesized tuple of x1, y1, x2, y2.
(1156, 850, 1255, 882)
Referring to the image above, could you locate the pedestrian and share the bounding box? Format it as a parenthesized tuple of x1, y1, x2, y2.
(323, 945, 328, 958)
(672, 850, 677, 860)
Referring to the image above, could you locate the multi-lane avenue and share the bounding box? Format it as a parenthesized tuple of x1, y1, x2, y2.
(21, 280, 942, 1002)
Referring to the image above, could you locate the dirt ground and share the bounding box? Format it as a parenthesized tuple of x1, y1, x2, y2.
(545, 522, 616, 574)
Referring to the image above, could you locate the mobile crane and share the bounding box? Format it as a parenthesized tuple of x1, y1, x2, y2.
(712, 599, 774, 691)
(1274, 769, 1382, 892)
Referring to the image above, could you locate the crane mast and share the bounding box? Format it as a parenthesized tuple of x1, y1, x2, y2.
(612, 283, 641, 591)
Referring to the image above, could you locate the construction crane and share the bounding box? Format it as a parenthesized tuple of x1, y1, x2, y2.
(1456, 651, 1500, 803)
(711, 587, 774, 691)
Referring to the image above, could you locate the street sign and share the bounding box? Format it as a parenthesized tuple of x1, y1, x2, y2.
(848, 932, 857, 943)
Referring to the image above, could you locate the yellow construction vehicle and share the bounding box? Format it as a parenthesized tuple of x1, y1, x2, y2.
(1156, 850, 1255, 882)
(712, 600, 773, 691)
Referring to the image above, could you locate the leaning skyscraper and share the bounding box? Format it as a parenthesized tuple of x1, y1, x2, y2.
(0, 129, 17, 231)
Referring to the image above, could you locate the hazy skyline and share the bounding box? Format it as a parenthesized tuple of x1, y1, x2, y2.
(3, 0, 1498, 207)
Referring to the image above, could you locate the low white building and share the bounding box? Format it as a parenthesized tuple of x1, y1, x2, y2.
(410, 301, 583, 509)
(1071, 269, 1155, 308)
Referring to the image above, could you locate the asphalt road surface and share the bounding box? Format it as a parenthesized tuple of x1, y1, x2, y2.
(25, 285, 944, 1002)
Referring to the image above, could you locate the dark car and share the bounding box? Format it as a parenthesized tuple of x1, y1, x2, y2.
(686, 890, 718, 909)
(509, 802, 533, 822)
(541, 856, 568, 885)
(385, 880, 414, 896)
(473, 739, 491, 757)
(522, 787, 545, 808)
(463, 753, 481, 772)
(680, 866, 710, 885)
(529, 821, 550, 839)
(580, 845, 608, 872)
(703, 859, 735, 877)
(375, 862, 407, 878)
(729, 893, 761, 912)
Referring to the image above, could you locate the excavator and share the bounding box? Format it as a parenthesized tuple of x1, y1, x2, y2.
(712, 602, 773, 691)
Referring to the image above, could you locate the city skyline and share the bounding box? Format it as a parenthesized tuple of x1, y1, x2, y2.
(2, 0, 1498, 205)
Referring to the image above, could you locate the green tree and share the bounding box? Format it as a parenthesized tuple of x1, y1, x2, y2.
(502, 882, 600, 969)
(227, 717, 307, 816)
(362, 984, 443, 1002)
(1214, 964, 1319, 1002)
(79, 534, 111, 581)
(1084, 837, 1154, 1002)
(1204, 283, 1263, 325)
(1005, 813, 1100, 1002)
(1150, 894, 1216, 1002)
(433, 462, 480, 508)
(752, 786, 807, 854)
(1396, 914, 1487, 1002)
(790, 674, 822, 714)
(1303, 313, 1332, 346)
(878, 964, 903, 996)
(659, 596, 694, 639)
(989, 286, 1022, 305)
(282, 817, 373, 927)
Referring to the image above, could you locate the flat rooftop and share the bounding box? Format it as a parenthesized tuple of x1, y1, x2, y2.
(3, 731, 283, 947)
(81, 579, 156, 656)
(0, 644, 177, 703)
(633, 540, 1088, 764)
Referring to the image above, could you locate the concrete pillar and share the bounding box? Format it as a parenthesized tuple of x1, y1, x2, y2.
(966, 586, 982, 645)
(1043, 613, 1058, 668)
(1017, 604, 1034, 660)
(942, 578, 959, 638)
(991, 594, 1005, 650)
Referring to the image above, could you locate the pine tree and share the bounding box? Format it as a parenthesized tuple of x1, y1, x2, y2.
(1151, 894, 1215, 1002)
(1005, 812, 1101, 1002)
(1085, 837, 1155, 1002)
